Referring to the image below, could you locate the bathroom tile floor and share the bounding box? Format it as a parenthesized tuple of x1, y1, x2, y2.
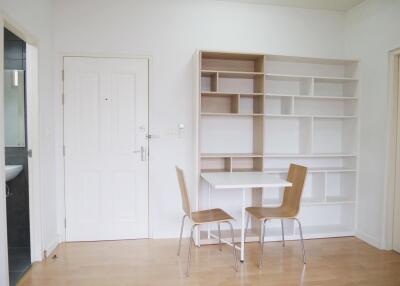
(8, 247, 31, 286)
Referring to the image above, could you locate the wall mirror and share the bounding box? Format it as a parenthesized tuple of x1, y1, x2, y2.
(4, 70, 25, 147)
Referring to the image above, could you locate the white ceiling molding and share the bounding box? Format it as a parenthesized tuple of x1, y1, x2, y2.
(215, 0, 365, 12)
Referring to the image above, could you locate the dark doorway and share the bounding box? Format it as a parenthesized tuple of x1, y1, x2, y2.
(4, 28, 31, 286)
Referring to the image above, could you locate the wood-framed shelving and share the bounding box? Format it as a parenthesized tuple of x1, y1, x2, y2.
(195, 50, 359, 244)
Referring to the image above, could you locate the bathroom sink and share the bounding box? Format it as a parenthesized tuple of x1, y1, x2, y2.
(5, 165, 23, 182)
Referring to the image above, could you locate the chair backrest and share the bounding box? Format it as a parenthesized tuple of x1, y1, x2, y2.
(281, 164, 308, 217)
(176, 166, 192, 216)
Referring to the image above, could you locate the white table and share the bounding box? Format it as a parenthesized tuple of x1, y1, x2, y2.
(201, 172, 292, 262)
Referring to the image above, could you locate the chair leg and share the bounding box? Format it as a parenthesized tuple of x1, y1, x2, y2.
(259, 219, 267, 269)
(177, 215, 188, 256)
(295, 218, 306, 264)
(244, 212, 250, 244)
(217, 223, 222, 251)
(281, 219, 285, 247)
(225, 221, 238, 272)
(186, 224, 197, 276)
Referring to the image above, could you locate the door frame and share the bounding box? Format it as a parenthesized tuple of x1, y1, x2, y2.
(385, 48, 400, 250)
(0, 14, 43, 286)
(60, 54, 153, 242)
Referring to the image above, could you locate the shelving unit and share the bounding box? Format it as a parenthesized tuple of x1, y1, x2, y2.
(196, 51, 359, 244)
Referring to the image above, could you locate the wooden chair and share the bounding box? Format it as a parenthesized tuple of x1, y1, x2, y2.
(176, 166, 238, 276)
(244, 164, 308, 268)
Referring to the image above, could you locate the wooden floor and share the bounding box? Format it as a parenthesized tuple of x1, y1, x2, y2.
(18, 237, 400, 286)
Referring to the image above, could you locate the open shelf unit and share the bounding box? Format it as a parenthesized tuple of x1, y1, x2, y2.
(196, 51, 359, 244)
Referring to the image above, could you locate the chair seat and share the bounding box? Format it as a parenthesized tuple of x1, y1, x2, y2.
(191, 208, 233, 224)
(246, 206, 296, 220)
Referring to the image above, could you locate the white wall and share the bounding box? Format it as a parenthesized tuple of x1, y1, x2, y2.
(53, 0, 346, 239)
(345, 0, 400, 249)
(0, 0, 57, 256)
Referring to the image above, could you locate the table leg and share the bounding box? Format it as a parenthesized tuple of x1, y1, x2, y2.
(208, 183, 211, 239)
(240, 188, 246, 262)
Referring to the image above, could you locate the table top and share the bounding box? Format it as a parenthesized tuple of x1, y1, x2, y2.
(201, 172, 292, 189)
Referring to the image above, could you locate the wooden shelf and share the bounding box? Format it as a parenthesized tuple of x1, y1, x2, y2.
(201, 112, 263, 117)
(201, 113, 357, 119)
(264, 153, 356, 158)
(201, 69, 264, 79)
(264, 168, 357, 173)
(314, 76, 358, 83)
(197, 50, 359, 241)
(201, 153, 263, 158)
(201, 153, 356, 159)
(265, 54, 358, 65)
(265, 93, 358, 100)
(265, 73, 312, 80)
(326, 196, 356, 204)
(265, 73, 358, 82)
(313, 115, 358, 119)
(201, 91, 264, 97)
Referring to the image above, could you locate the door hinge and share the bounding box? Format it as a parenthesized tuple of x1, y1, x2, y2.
(62, 93, 64, 105)
(63, 146, 66, 156)
(62, 70, 64, 81)
(64, 218, 67, 229)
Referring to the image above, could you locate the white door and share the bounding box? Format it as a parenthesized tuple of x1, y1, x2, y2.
(394, 58, 400, 253)
(64, 57, 149, 241)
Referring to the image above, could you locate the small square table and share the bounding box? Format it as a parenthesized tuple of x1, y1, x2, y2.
(201, 172, 292, 262)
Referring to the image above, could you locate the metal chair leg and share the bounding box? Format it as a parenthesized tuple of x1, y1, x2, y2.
(295, 218, 306, 264)
(186, 224, 197, 276)
(177, 215, 188, 256)
(281, 219, 285, 247)
(217, 223, 222, 251)
(259, 219, 267, 269)
(244, 212, 250, 244)
(225, 221, 238, 272)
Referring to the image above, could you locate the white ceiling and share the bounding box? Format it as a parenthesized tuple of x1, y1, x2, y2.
(216, 0, 365, 11)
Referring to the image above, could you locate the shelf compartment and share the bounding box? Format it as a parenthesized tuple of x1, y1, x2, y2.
(265, 55, 358, 78)
(294, 97, 357, 117)
(302, 172, 325, 204)
(294, 224, 355, 239)
(200, 116, 254, 154)
(314, 77, 358, 98)
(295, 204, 355, 237)
(240, 94, 264, 114)
(201, 93, 239, 114)
(265, 74, 312, 96)
(231, 157, 263, 172)
(263, 157, 357, 172)
(326, 172, 356, 203)
(201, 52, 264, 73)
(201, 71, 218, 92)
(200, 157, 232, 173)
(313, 118, 357, 155)
(264, 117, 312, 155)
(265, 95, 293, 115)
(219, 74, 264, 94)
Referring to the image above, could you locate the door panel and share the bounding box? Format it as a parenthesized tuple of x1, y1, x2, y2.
(64, 57, 148, 241)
